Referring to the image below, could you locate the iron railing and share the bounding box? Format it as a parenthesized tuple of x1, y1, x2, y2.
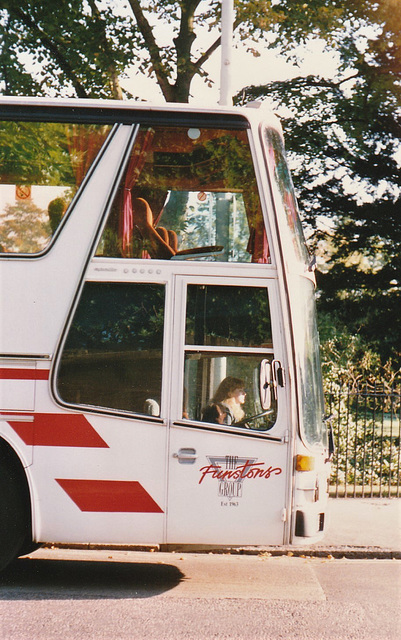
(325, 381, 401, 497)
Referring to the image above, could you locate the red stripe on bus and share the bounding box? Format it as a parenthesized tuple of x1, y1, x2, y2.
(9, 414, 108, 448)
(56, 479, 164, 513)
(0, 368, 49, 380)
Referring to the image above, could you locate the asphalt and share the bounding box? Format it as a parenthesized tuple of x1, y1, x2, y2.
(53, 498, 401, 560)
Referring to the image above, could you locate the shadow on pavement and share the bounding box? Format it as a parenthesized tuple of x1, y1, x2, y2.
(0, 557, 185, 600)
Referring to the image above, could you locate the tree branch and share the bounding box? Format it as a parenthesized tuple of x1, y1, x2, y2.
(127, 0, 174, 101)
(7, 6, 89, 98)
(193, 16, 242, 71)
(87, 0, 123, 99)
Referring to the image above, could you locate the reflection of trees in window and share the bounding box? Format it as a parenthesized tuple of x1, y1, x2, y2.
(161, 190, 189, 233)
(63, 283, 164, 351)
(203, 135, 259, 203)
(48, 197, 68, 233)
(0, 201, 50, 253)
(185, 285, 272, 348)
(0, 121, 111, 253)
(265, 128, 309, 265)
(0, 121, 110, 186)
(1, 121, 70, 185)
(57, 282, 165, 414)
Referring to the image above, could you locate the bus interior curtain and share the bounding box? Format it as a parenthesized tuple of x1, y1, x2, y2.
(120, 128, 155, 257)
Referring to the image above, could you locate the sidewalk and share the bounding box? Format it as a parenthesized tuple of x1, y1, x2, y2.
(225, 498, 401, 559)
(219, 498, 401, 559)
(306, 497, 401, 557)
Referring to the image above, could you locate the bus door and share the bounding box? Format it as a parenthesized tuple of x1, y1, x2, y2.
(167, 275, 290, 546)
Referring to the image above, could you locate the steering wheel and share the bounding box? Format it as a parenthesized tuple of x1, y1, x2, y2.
(234, 409, 274, 428)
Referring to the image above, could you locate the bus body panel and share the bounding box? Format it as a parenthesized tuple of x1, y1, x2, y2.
(29, 413, 167, 544)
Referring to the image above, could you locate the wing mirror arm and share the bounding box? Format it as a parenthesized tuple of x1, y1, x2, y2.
(259, 359, 272, 411)
(259, 359, 285, 411)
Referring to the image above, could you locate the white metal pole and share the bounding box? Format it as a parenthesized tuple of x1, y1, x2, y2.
(219, 0, 234, 106)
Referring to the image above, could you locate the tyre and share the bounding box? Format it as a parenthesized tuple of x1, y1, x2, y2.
(0, 444, 30, 572)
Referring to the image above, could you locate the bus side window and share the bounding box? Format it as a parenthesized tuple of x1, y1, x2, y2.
(183, 284, 276, 431)
(96, 125, 270, 263)
(56, 282, 165, 416)
(0, 121, 111, 254)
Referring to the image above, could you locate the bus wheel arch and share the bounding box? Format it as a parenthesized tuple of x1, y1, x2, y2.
(0, 438, 34, 571)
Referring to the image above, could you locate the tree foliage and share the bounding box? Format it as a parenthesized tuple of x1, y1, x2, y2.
(239, 0, 401, 370)
(0, 200, 49, 252)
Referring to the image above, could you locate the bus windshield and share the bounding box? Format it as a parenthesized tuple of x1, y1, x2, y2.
(293, 276, 326, 447)
(264, 127, 325, 446)
(96, 124, 270, 263)
(263, 127, 310, 269)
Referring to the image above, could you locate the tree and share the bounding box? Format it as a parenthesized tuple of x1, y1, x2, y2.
(0, 0, 349, 102)
(238, 0, 401, 370)
(0, 200, 50, 252)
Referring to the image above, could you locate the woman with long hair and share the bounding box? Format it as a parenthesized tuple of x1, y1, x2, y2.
(202, 376, 246, 425)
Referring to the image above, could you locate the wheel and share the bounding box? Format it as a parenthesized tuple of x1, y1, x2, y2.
(0, 444, 30, 572)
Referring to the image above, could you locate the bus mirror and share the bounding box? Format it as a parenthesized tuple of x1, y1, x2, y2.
(259, 359, 272, 411)
(272, 359, 285, 394)
(324, 414, 335, 461)
(328, 426, 335, 460)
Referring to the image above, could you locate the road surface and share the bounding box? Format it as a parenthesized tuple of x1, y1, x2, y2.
(0, 548, 400, 639)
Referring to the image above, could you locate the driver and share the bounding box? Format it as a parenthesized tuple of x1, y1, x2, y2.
(202, 377, 246, 425)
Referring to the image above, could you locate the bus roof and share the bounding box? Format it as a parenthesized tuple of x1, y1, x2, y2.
(0, 95, 282, 132)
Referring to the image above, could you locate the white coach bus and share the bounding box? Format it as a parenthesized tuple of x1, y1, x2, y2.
(0, 97, 331, 571)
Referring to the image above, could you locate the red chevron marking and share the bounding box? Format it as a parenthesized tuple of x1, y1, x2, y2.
(56, 479, 164, 513)
(8, 413, 108, 448)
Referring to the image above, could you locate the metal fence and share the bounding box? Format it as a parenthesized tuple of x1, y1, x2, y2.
(325, 381, 401, 498)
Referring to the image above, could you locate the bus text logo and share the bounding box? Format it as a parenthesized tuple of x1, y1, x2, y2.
(199, 456, 282, 499)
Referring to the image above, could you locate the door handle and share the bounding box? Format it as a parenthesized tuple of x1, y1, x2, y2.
(173, 448, 198, 464)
